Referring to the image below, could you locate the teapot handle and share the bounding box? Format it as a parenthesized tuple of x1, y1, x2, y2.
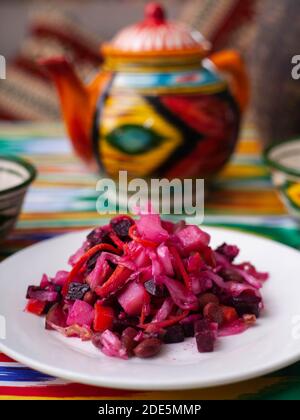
(209, 50, 249, 111)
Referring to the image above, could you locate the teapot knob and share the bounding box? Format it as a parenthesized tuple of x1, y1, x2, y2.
(145, 2, 166, 24)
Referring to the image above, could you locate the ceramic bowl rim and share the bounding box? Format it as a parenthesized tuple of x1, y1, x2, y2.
(0, 155, 37, 196)
(264, 138, 300, 178)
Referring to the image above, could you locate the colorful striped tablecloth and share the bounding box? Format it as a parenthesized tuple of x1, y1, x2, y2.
(0, 122, 300, 400)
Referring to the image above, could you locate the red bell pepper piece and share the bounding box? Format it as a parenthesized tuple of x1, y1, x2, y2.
(95, 266, 132, 298)
(93, 302, 115, 332)
(62, 243, 121, 296)
(108, 231, 125, 250)
(25, 299, 46, 315)
(141, 310, 189, 333)
(202, 246, 216, 268)
(139, 301, 150, 325)
(128, 225, 158, 248)
(169, 245, 191, 290)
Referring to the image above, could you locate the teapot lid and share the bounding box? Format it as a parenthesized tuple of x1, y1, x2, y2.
(102, 3, 210, 59)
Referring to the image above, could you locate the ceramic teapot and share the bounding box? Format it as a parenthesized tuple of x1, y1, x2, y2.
(41, 3, 249, 179)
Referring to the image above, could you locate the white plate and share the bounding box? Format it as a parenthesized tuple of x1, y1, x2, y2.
(0, 227, 300, 390)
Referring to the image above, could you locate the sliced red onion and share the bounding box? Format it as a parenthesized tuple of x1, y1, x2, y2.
(218, 319, 249, 337)
(161, 276, 199, 310)
(157, 244, 174, 276)
(147, 248, 163, 277)
(152, 297, 174, 322)
(99, 330, 128, 359)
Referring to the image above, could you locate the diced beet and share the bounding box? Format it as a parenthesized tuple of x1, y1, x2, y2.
(110, 215, 134, 238)
(86, 226, 112, 247)
(230, 294, 261, 318)
(121, 327, 138, 355)
(112, 317, 139, 333)
(182, 322, 195, 337)
(175, 225, 210, 254)
(136, 214, 169, 243)
(118, 281, 150, 316)
(194, 319, 210, 334)
(180, 314, 202, 337)
(237, 302, 260, 318)
(26, 286, 59, 302)
(163, 324, 185, 344)
(194, 319, 215, 352)
(26, 285, 39, 299)
(144, 279, 166, 297)
(195, 330, 215, 352)
(66, 300, 94, 327)
(215, 243, 239, 262)
(45, 303, 67, 330)
(66, 282, 90, 301)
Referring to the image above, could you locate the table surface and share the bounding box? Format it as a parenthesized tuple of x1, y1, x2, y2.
(0, 122, 300, 400)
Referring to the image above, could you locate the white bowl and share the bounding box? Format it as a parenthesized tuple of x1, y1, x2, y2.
(0, 155, 36, 241)
(264, 139, 300, 220)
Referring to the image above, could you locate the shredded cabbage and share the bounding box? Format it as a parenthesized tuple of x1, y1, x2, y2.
(25, 212, 269, 358)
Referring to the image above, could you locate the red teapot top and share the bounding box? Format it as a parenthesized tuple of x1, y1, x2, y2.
(102, 2, 210, 58)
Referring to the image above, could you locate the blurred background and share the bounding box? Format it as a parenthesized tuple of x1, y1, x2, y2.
(0, 0, 299, 145)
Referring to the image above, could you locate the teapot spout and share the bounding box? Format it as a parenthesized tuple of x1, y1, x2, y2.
(39, 57, 94, 163)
